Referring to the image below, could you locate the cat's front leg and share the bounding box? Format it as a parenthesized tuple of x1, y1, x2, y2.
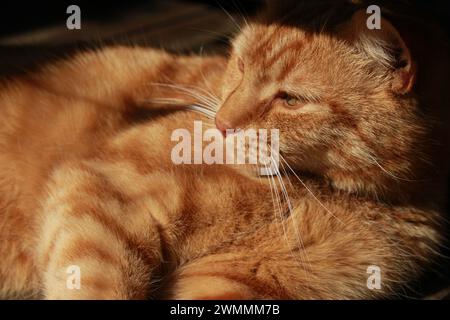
(36, 162, 163, 299)
(166, 202, 442, 300)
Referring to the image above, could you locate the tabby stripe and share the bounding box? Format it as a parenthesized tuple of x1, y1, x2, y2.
(180, 272, 292, 299)
(265, 41, 303, 70)
(276, 57, 300, 81)
(62, 238, 121, 266)
(249, 27, 279, 61)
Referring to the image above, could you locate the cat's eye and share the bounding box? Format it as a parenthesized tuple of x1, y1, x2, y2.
(286, 97, 299, 107)
(279, 93, 303, 108)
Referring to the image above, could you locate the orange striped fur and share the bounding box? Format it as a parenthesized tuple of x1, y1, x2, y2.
(0, 7, 449, 299)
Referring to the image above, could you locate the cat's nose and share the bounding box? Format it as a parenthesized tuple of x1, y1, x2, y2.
(215, 116, 233, 137)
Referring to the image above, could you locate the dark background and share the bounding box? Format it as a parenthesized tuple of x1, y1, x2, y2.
(0, 1, 261, 37)
(1, 1, 450, 38)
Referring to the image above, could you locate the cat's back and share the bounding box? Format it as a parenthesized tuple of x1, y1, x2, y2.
(0, 46, 181, 296)
(0, 46, 174, 197)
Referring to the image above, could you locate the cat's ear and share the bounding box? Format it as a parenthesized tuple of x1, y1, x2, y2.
(339, 10, 416, 95)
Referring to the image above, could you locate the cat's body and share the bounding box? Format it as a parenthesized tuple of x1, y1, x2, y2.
(0, 5, 449, 299)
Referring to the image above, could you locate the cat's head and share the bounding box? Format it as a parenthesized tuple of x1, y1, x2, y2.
(215, 8, 442, 200)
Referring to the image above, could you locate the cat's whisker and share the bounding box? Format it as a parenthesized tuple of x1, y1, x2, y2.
(262, 159, 314, 286)
(141, 96, 219, 122)
(164, 81, 221, 106)
(269, 155, 313, 275)
(262, 160, 292, 239)
(197, 46, 223, 105)
(228, 0, 250, 29)
(260, 161, 314, 279)
(366, 154, 425, 183)
(264, 164, 280, 222)
(141, 97, 191, 105)
(140, 98, 217, 120)
(279, 154, 344, 225)
(261, 161, 289, 248)
(186, 104, 217, 120)
(191, 28, 232, 41)
(215, 3, 243, 33)
(184, 84, 221, 107)
(170, 86, 219, 111)
(162, 74, 220, 102)
(149, 82, 219, 111)
(260, 162, 278, 219)
(265, 166, 299, 266)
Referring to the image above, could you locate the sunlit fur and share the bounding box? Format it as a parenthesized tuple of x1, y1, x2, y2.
(217, 12, 449, 203)
(0, 6, 449, 299)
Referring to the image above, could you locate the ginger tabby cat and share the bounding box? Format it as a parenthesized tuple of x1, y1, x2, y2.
(0, 5, 449, 299)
